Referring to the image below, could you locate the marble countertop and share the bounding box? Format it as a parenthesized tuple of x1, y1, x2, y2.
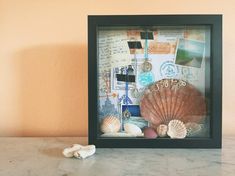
(0, 137, 235, 176)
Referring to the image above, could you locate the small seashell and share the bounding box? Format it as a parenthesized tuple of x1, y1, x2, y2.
(124, 123, 142, 136)
(143, 127, 158, 139)
(156, 124, 168, 137)
(100, 115, 121, 133)
(167, 120, 187, 139)
(63, 144, 82, 158)
(185, 122, 202, 137)
(73, 145, 96, 159)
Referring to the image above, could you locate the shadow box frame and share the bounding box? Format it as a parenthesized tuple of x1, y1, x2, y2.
(88, 15, 222, 148)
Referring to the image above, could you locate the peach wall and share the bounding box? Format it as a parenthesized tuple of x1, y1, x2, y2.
(0, 0, 234, 136)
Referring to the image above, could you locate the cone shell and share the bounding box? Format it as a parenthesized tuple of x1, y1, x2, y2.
(156, 124, 168, 137)
(167, 119, 187, 139)
(100, 116, 121, 133)
(124, 123, 142, 136)
(140, 79, 206, 127)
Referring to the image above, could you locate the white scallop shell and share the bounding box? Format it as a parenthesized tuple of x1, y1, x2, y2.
(124, 123, 142, 136)
(156, 124, 168, 137)
(167, 120, 187, 139)
(100, 116, 121, 133)
(185, 122, 203, 137)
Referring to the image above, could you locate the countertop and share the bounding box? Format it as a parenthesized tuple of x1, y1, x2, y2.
(0, 137, 235, 176)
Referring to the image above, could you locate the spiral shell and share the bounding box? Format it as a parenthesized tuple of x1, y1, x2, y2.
(140, 79, 206, 127)
(156, 124, 168, 137)
(167, 119, 187, 139)
(100, 116, 121, 133)
(124, 123, 142, 136)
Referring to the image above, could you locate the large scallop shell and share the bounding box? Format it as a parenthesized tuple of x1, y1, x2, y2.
(124, 123, 142, 136)
(140, 79, 206, 127)
(100, 115, 121, 133)
(167, 119, 187, 139)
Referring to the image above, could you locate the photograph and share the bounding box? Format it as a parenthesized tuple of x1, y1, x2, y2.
(175, 38, 205, 68)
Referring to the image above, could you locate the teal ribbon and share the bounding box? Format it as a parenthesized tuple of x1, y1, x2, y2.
(144, 30, 148, 59)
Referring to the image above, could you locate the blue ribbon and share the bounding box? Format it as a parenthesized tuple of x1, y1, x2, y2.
(125, 68, 129, 107)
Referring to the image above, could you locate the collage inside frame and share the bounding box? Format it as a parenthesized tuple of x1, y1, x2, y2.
(97, 25, 211, 139)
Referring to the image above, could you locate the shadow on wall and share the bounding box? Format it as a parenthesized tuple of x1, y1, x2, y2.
(13, 44, 88, 136)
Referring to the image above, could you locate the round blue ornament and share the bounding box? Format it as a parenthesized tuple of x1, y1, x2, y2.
(138, 71, 154, 86)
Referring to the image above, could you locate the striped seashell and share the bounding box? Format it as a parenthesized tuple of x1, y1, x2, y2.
(140, 79, 206, 127)
(185, 122, 203, 137)
(167, 119, 187, 139)
(100, 115, 121, 134)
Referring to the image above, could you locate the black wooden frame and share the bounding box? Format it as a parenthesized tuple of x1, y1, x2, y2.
(88, 15, 222, 148)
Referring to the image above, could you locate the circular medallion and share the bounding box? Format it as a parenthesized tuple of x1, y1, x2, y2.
(142, 61, 152, 72)
(122, 109, 131, 119)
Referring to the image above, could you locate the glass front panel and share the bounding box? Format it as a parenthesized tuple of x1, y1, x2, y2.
(97, 26, 211, 139)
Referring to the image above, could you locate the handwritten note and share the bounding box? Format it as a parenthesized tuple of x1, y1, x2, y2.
(98, 30, 132, 93)
(98, 30, 131, 71)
